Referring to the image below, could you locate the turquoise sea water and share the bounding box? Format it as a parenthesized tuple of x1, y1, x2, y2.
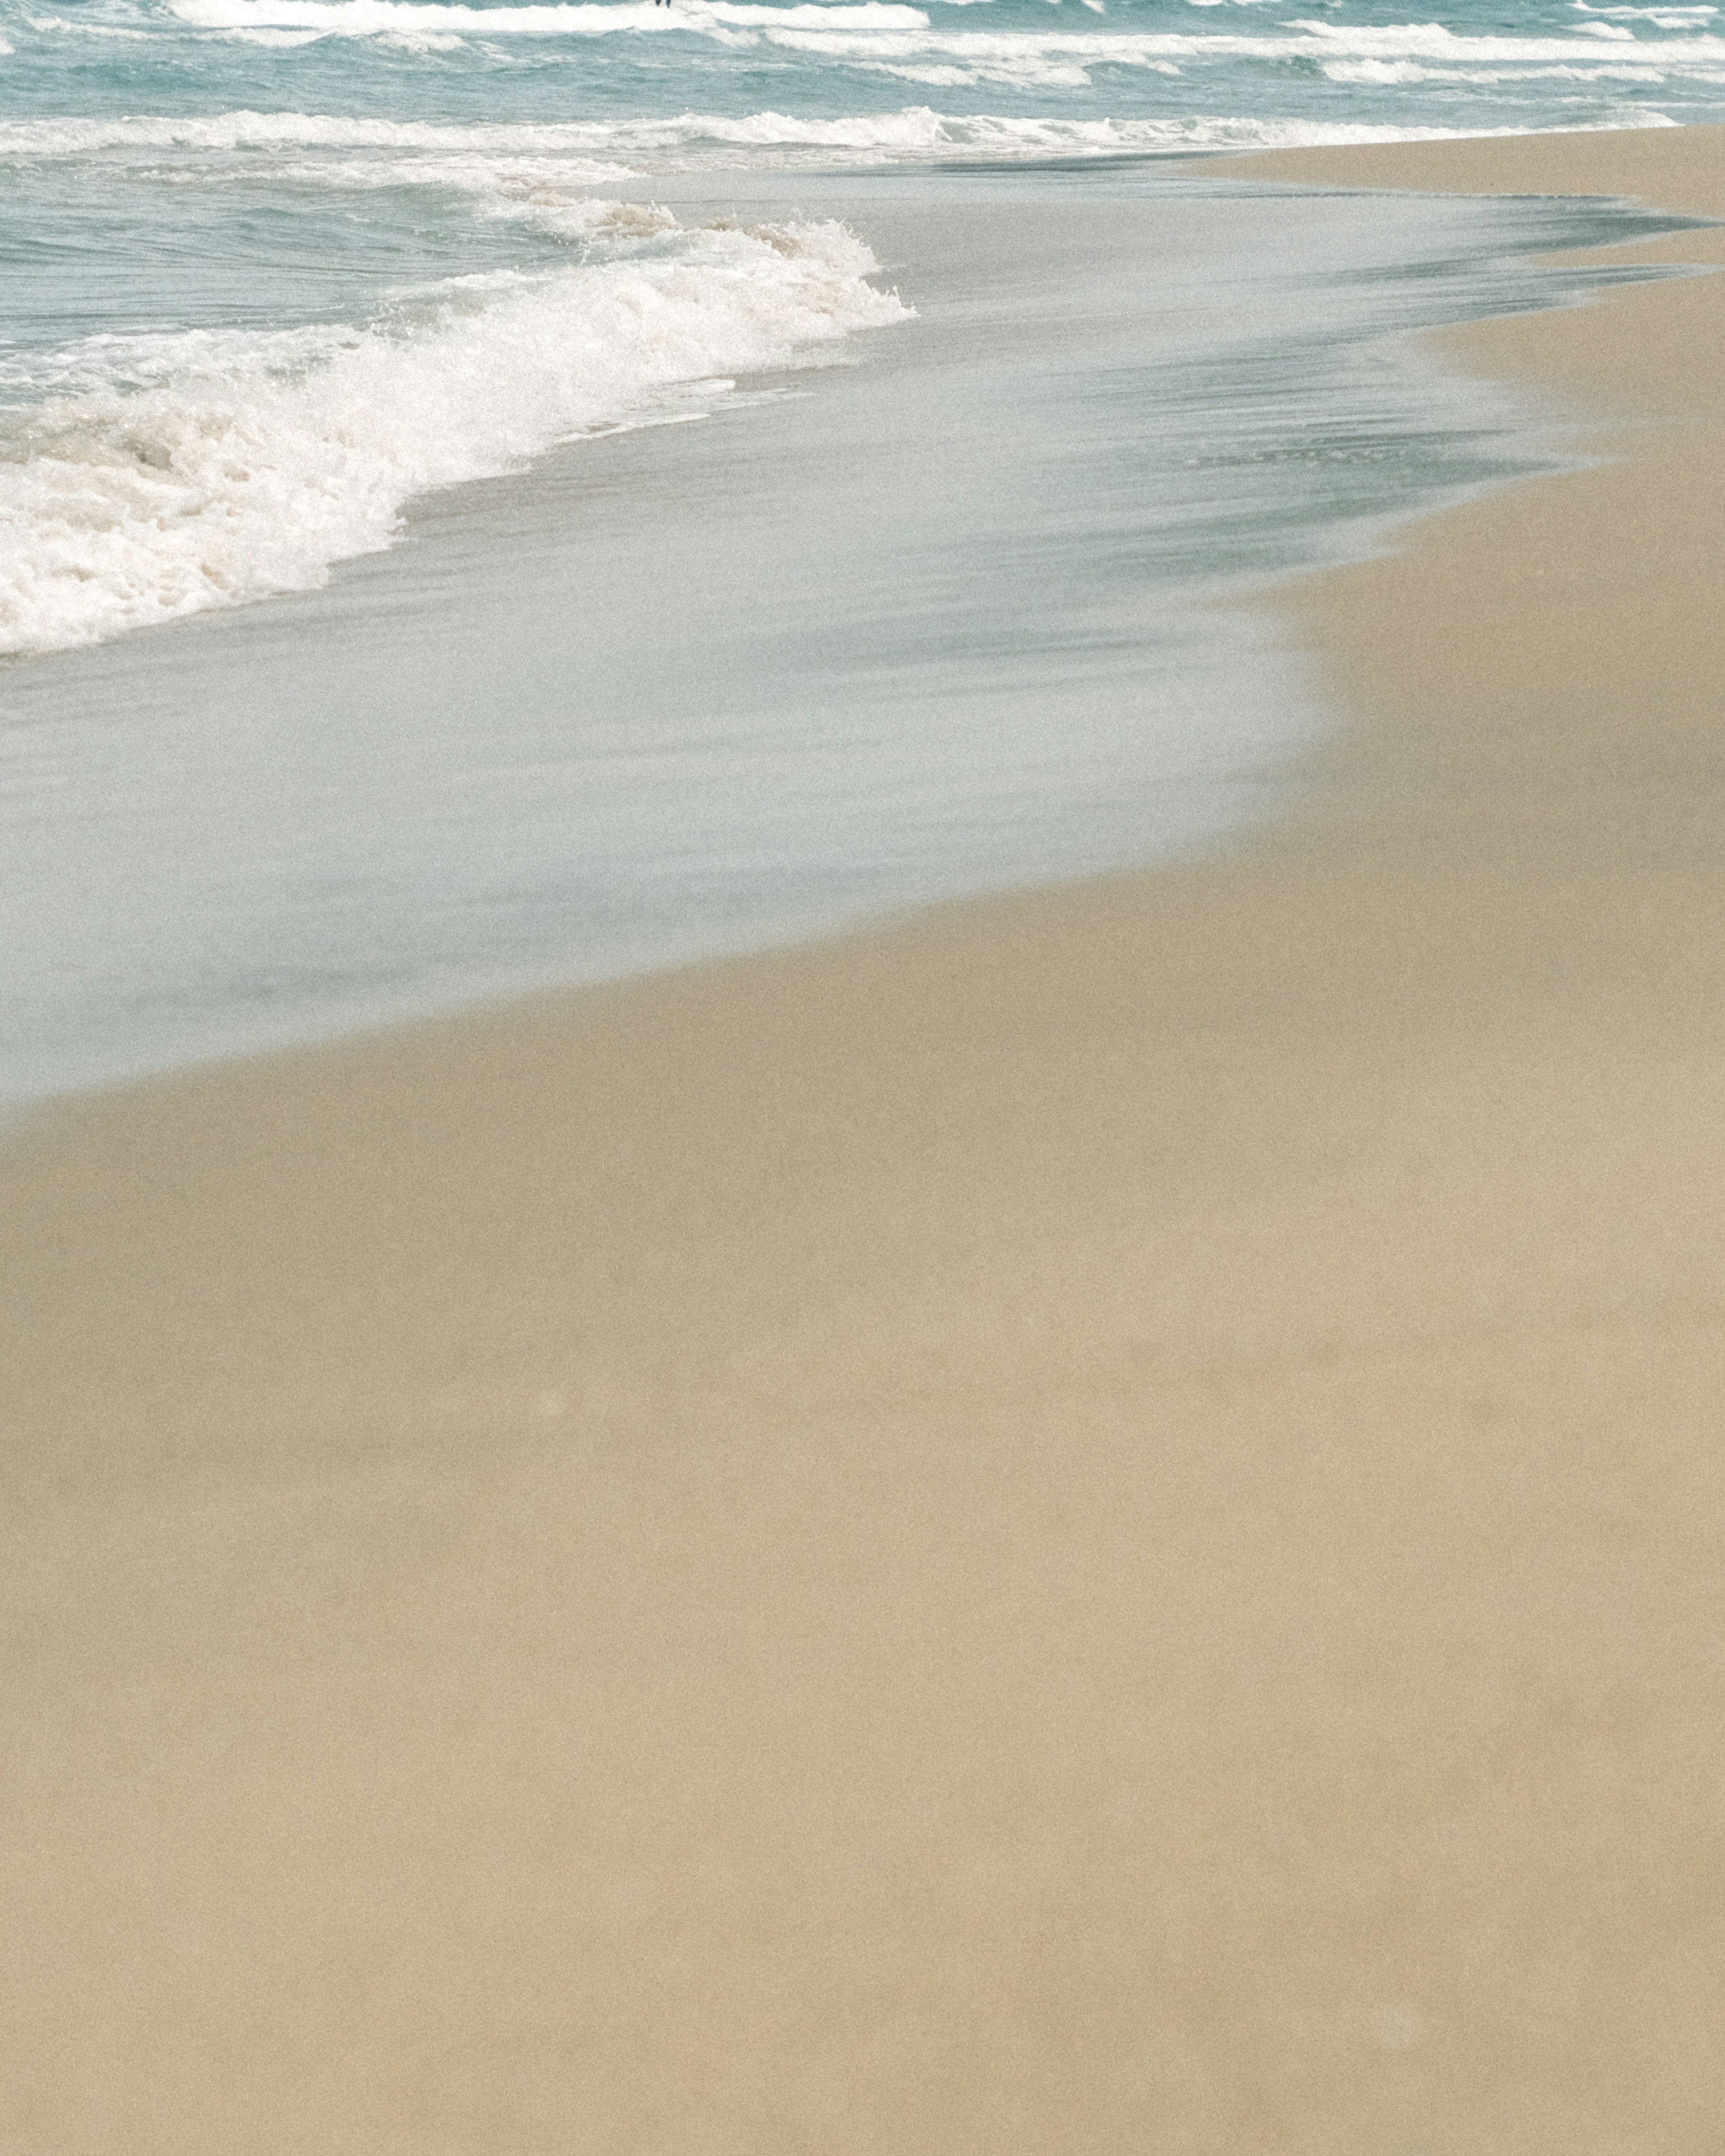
(0, 0, 1714, 1103)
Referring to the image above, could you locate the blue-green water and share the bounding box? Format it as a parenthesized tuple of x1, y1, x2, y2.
(4, 0, 1719, 656)
(8, 0, 1725, 142)
(0, 0, 1714, 1104)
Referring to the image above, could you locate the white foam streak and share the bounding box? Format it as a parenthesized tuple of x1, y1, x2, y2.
(754, 18, 1725, 89)
(1324, 55, 1691, 79)
(168, 0, 934, 33)
(25, 13, 153, 35)
(0, 216, 908, 656)
(0, 101, 1594, 172)
(0, 110, 649, 153)
(141, 0, 1725, 82)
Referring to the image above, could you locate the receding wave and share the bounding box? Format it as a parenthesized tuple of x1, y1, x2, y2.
(0, 213, 908, 656)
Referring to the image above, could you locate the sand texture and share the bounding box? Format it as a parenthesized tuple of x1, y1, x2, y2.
(5, 128, 1725, 2151)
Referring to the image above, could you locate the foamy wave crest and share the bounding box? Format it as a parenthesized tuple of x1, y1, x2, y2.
(0, 103, 1561, 175)
(0, 215, 908, 656)
(753, 18, 1725, 88)
(0, 110, 646, 155)
(142, 0, 1725, 85)
(167, 0, 934, 32)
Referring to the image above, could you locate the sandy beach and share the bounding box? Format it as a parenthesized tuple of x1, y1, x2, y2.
(5, 124, 1725, 2149)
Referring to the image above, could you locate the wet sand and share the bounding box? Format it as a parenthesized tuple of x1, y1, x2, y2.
(5, 126, 1725, 2150)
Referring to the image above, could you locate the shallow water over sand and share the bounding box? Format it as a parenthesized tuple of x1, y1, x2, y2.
(0, 165, 1697, 1108)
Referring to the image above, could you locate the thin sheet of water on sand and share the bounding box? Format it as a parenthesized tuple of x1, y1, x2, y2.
(0, 166, 1694, 1109)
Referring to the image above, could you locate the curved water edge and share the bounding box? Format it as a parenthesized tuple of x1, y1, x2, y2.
(0, 161, 1706, 1116)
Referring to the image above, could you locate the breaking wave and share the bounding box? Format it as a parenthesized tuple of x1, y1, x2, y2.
(133, 0, 1725, 90)
(0, 212, 909, 655)
(0, 102, 1578, 172)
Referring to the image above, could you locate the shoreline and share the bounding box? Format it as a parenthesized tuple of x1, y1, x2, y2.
(0, 162, 1675, 1118)
(1215, 127, 1725, 863)
(6, 126, 1725, 2149)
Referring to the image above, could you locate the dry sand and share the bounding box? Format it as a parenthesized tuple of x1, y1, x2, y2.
(5, 127, 1725, 2152)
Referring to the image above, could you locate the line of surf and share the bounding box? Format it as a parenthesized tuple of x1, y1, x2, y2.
(0, 104, 1628, 166)
(0, 212, 908, 657)
(160, 0, 1725, 68)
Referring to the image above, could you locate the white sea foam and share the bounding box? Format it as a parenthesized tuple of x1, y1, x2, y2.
(168, 0, 937, 32)
(24, 13, 153, 35)
(1575, 1, 1716, 16)
(0, 213, 908, 656)
(0, 102, 1584, 173)
(1322, 56, 1694, 80)
(0, 110, 652, 153)
(751, 19, 1725, 89)
(142, 0, 1725, 88)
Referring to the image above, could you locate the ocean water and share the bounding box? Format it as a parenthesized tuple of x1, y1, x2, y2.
(0, 0, 1715, 1105)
